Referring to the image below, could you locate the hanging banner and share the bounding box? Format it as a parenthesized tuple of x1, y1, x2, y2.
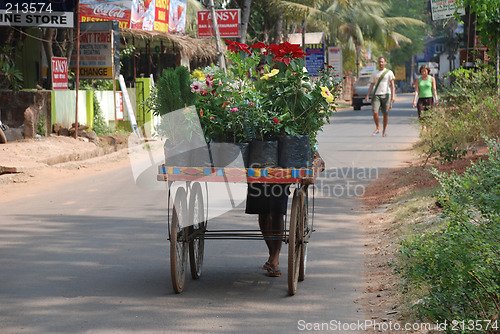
(304, 44, 324, 77)
(154, 0, 168, 32)
(327, 46, 342, 79)
(197, 9, 240, 38)
(51, 57, 68, 90)
(430, 0, 465, 21)
(0, 0, 74, 27)
(130, 0, 155, 30)
(80, 0, 132, 28)
(168, 0, 186, 33)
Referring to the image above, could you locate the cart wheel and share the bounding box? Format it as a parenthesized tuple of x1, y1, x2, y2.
(299, 189, 309, 282)
(288, 187, 305, 295)
(189, 182, 206, 280)
(170, 187, 188, 293)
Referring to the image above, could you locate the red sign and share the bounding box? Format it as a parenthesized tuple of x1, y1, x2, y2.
(197, 9, 240, 38)
(51, 57, 68, 90)
(116, 92, 124, 120)
(155, 0, 169, 32)
(80, 0, 132, 29)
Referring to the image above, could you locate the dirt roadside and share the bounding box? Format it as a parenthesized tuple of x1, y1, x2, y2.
(0, 135, 131, 203)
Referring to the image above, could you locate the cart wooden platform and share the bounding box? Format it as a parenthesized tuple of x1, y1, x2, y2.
(157, 159, 323, 295)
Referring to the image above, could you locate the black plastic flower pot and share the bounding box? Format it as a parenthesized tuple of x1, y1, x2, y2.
(211, 141, 248, 168)
(163, 139, 191, 167)
(278, 135, 313, 168)
(190, 143, 213, 167)
(248, 140, 279, 168)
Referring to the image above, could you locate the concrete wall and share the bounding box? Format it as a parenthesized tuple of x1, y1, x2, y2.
(0, 90, 51, 134)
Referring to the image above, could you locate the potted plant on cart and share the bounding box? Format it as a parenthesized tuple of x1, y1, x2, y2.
(191, 49, 261, 167)
(191, 40, 340, 169)
(248, 41, 340, 168)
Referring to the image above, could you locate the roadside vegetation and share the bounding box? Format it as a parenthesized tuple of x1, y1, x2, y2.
(418, 65, 500, 164)
(376, 65, 500, 332)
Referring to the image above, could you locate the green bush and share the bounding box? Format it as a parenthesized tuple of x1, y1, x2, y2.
(419, 65, 500, 163)
(153, 66, 194, 116)
(399, 138, 500, 330)
(175, 66, 194, 107)
(92, 95, 113, 136)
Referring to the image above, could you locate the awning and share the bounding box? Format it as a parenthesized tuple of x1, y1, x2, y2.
(119, 28, 221, 61)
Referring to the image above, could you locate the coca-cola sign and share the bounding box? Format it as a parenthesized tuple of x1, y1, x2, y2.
(80, 0, 132, 28)
(93, 4, 126, 19)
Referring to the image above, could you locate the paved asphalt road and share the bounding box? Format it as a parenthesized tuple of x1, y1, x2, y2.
(0, 94, 419, 334)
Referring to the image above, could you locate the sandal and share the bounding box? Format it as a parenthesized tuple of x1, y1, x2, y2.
(382, 133, 387, 137)
(267, 267, 282, 277)
(372, 130, 380, 136)
(263, 261, 271, 270)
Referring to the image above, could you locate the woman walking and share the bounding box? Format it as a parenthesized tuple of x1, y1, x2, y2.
(412, 64, 438, 130)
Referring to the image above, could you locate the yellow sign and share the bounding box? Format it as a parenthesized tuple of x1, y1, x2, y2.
(395, 66, 406, 80)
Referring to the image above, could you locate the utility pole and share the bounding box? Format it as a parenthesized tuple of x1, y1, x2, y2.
(74, 0, 80, 139)
(208, 0, 226, 72)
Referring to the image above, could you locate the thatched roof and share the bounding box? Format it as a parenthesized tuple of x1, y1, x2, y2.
(120, 28, 221, 61)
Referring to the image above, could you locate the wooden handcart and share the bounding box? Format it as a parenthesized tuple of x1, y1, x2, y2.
(157, 159, 323, 295)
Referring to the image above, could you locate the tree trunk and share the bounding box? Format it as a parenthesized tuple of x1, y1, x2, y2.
(301, 20, 305, 53)
(208, 0, 226, 72)
(42, 28, 54, 89)
(239, 0, 252, 44)
(356, 45, 360, 77)
(496, 36, 499, 95)
(273, 14, 282, 44)
(66, 28, 74, 61)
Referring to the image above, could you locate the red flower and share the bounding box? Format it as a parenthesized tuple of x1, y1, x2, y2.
(268, 42, 308, 64)
(250, 42, 268, 49)
(273, 118, 279, 124)
(205, 75, 214, 89)
(225, 39, 251, 54)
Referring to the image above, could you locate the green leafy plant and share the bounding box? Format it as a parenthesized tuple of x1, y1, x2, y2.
(419, 64, 500, 164)
(191, 40, 341, 145)
(92, 95, 113, 136)
(152, 66, 194, 116)
(0, 46, 23, 91)
(37, 114, 47, 136)
(399, 138, 500, 330)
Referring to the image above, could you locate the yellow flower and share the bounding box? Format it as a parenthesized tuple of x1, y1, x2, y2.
(320, 86, 334, 103)
(261, 69, 279, 80)
(192, 69, 206, 80)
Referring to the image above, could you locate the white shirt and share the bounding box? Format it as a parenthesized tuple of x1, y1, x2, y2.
(370, 69, 395, 95)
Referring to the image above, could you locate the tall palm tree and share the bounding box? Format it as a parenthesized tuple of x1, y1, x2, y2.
(267, 0, 424, 73)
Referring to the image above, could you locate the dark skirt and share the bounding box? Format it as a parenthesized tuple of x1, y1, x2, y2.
(245, 183, 290, 215)
(417, 97, 435, 118)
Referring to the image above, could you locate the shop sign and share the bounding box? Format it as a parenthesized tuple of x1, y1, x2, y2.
(0, 0, 74, 27)
(197, 9, 240, 38)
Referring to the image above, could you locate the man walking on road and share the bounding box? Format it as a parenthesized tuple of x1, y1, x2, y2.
(365, 57, 396, 137)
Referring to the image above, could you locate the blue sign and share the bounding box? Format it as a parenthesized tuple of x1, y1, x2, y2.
(305, 44, 325, 76)
(0, 0, 74, 27)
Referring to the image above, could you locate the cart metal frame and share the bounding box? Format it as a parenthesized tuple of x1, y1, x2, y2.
(158, 161, 321, 295)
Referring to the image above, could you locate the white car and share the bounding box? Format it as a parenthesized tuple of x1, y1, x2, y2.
(352, 76, 372, 110)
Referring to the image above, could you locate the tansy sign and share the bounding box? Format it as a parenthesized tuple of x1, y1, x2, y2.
(197, 9, 240, 38)
(51, 57, 68, 90)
